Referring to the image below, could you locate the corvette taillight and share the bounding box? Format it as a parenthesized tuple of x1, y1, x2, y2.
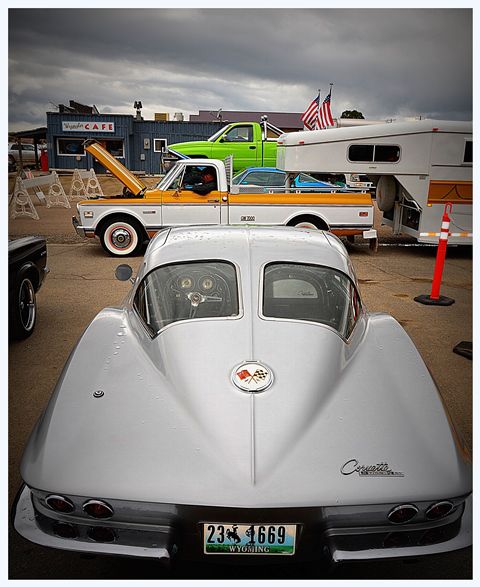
(53, 522, 78, 539)
(88, 526, 116, 542)
(45, 495, 75, 514)
(425, 501, 454, 520)
(383, 531, 411, 548)
(83, 499, 114, 519)
(387, 504, 418, 524)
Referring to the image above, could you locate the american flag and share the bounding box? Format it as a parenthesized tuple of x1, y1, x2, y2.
(317, 91, 335, 129)
(301, 93, 320, 130)
(302, 90, 335, 130)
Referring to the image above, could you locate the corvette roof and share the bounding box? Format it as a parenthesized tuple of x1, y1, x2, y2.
(143, 225, 355, 280)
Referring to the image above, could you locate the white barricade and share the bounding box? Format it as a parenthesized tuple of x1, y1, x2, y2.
(9, 176, 40, 220)
(9, 171, 71, 219)
(69, 168, 104, 200)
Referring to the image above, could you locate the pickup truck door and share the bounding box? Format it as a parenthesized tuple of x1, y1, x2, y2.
(211, 124, 259, 170)
(161, 165, 222, 226)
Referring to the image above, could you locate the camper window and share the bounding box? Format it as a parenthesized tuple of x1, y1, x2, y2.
(348, 144, 400, 163)
(463, 141, 472, 164)
(374, 145, 400, 162)
(348, 144, 374, 162)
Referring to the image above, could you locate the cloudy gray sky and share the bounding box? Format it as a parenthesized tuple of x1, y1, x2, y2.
(8, 8, 472, 131)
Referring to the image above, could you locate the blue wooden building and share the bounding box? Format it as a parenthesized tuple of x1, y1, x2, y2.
(46, 112, 222, 175)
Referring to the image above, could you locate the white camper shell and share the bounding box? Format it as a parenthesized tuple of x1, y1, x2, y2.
(277, 120, 472, 244)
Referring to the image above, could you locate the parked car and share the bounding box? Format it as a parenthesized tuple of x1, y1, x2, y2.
(13, 226, 471, 565)
(311, 172, 374, 192)
(8, 142, 43, 170)
(167, 121, 283, 172)
(232, 167, 341, 190)
(72, 140, 378, 257)
(8, 236, 48, 340)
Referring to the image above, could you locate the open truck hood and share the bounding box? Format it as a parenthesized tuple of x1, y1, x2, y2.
(84, 140, 147, 196)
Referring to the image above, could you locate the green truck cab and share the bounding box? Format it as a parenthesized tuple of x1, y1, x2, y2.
(168, 120, 284, 172)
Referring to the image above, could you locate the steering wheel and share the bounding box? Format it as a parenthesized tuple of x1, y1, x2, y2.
(187, 291, 223, 318)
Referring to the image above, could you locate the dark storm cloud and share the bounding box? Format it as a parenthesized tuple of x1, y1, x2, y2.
(8, 8, 472, 130)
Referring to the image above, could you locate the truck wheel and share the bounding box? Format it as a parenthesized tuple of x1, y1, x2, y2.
(376, 176, 397, 212)
(8, 155, 16, 172)
(11, 273, 37, 340)
(289, 216, 328, 231)
(100, 218, 145, 257)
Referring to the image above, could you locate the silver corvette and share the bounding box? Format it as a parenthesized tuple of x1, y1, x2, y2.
(13, 226, 471, 566)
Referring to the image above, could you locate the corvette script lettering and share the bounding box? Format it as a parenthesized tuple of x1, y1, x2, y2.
(341, 459, 404, 477)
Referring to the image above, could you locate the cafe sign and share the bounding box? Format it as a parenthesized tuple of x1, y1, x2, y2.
(62, 121, 115, 133)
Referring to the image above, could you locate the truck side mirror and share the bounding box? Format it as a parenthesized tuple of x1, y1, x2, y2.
(115, 264, 134, 282)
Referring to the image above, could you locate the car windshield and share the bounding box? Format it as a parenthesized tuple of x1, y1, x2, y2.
(134, 261, 239, 334)
(156, 164, 182, 190)
(240, 171, 285, 186)
(263, 263, 361, 338)
(231, 170, 248, 185)
(208, 127, 229, 142)
(298, 173, 319, 183)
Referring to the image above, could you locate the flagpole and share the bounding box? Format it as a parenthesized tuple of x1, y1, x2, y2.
(316, 88, 321, 130)
(329, 83, 334, 127)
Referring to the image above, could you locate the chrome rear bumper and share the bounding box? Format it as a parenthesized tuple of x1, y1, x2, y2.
(13, 484, 472, 564)
(327, 494, 472, 562)
(13, 485, 172, 561)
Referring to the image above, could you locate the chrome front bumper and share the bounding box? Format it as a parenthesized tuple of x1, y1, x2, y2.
(72, 215, 87, 238)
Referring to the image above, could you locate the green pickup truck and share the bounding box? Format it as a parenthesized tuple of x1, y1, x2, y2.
(168, 120, 284, 172)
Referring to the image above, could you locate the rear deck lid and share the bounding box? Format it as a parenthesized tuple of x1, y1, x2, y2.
(84, 140, 147, 196)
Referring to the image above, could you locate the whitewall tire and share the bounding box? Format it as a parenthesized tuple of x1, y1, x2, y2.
(100, 220, 143, 257)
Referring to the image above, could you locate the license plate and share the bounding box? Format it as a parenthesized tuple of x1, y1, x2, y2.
(203, 523, 296, 555)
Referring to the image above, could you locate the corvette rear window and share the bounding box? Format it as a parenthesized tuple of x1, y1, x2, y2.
(134, 261, 239, 334)
(263, 263, 361, 338)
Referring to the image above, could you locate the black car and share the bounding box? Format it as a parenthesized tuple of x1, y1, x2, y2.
(9, 236, 48, 340)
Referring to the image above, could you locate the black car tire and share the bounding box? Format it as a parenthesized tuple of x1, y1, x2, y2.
(11, 273, 37, 340)
(288, 215, 329, 231)
(8, 155, 17, 172)
(99, 216, 145, 257)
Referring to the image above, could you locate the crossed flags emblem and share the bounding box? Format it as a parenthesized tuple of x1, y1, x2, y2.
(237, 368, 268, 383)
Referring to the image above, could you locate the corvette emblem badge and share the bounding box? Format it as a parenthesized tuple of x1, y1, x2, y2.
(232, 361, 273, 393)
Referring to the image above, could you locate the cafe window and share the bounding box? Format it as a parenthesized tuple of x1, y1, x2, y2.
(154, 138, 167, 153)
(104, 140, 124, 158)
(57, 138, 85, 156)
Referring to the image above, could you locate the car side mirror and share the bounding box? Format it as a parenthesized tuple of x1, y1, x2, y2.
(115, 264, 134, 282)
(219, 137, 225, 143)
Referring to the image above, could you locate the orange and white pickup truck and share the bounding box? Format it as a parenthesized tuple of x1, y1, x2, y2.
(72, 140, 377, 256)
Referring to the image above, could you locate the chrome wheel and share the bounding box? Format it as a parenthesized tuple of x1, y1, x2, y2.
(102, 220, 142, 256)
(111, 227, 132, 249)
(18, 278, 36, 333)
